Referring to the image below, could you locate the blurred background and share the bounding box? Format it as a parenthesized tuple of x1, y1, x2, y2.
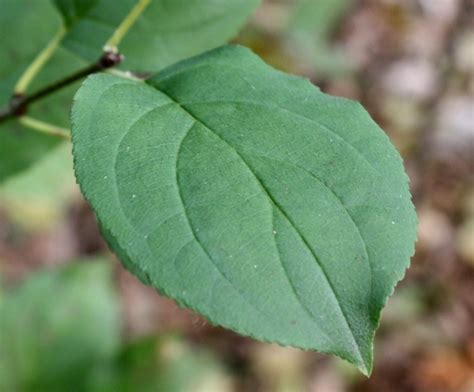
(1, 0, 473, 391)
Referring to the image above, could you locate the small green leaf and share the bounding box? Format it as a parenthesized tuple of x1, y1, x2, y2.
(0, 259, 121, 391)
(71, 45, 417, 374)
(289, 0, 353, 78)
(54, 0, 261, 71)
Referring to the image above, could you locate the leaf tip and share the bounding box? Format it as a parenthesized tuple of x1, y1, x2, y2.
(358, 360, 372, 378)
(356, 346, 373, 377)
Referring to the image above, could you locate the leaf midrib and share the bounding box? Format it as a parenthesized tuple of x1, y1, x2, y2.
(174, 121, 274, 322)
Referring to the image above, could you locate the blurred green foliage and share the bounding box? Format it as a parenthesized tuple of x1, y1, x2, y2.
(0, 259, 120, 391)
(288, 0, 353, 77)
(92, 336, 230, 392)
(0, 260, 230, 392)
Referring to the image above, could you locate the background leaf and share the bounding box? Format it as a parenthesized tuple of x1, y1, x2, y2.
(71, 45, 417, 374)
(0, 0, 86, 183)
(288, 0, 353, 78)
(54, 0, 261, 71)
(0, 259, 121, 392)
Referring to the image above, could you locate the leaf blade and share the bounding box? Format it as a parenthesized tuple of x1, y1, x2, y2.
(71, 45, 417, 374)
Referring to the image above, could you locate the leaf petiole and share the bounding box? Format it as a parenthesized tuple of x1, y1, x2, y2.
(106, 68, 144, 82)
(14, 25, 66, 94)
(18, 116, 71, 140)
(104, 0, 151, 52)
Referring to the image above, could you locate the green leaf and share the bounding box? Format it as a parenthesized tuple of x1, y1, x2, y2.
(71, 45, 417, 375)
(0, 0, 85, 183)
(291, 0, 350, 40)
(0, 259, 121, 392)
(54, 0, 260, 71)
(288, 0, 353, 78)
(53, 0, 100, 27)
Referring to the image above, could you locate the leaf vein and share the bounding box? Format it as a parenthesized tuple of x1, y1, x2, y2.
(175, 121, 272, 322)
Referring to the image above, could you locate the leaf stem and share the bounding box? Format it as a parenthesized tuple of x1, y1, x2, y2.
(106, 68, 144, 81)
(14, 25, 66, 94)
(104, 0, 151, 52)
(18, 116, 71, 140)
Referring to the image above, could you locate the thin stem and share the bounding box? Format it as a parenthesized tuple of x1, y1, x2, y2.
(21, 53, 120, 107)
(104, 0, 150, 51)
(14, 25, 66, 94)
(18, 116, 71, 140)
(0, 51, 123, 124)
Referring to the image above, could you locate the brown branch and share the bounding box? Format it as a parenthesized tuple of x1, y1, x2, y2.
(0, 51, 123, 124)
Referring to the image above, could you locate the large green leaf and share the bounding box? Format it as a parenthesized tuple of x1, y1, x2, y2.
(71, 45, 417, 374)
(0, 259, 121, 392)
(54, 0, 260, 71)
(0, 0, 85, 183)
